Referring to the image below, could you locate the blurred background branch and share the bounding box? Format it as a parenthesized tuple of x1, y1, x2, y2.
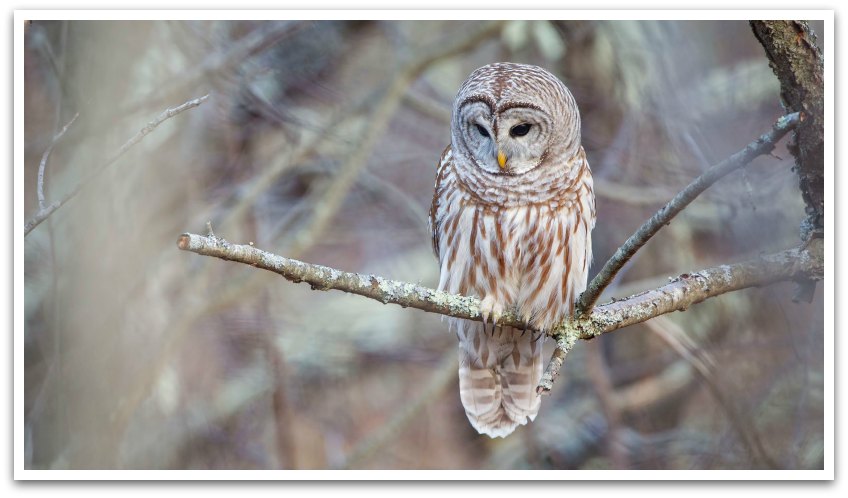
(283, 20, 505, 256)
(24, 94, 209, 235)
(36, 112, 78, 211)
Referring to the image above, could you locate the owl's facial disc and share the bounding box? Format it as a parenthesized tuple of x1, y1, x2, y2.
(491, 107, 549, 175)
(457, 100, 552, 176)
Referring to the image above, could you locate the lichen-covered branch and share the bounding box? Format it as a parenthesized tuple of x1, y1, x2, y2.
(538, 240, 822, 394)
(563, 237, 822, 337)
(575, 112, 800, 314)
(177, 232, 823, 391)
(177, 231, 511, 328)
(536, 334, 577, 395)
(24, 94, 209, 236)
(750, 21, 825, 239)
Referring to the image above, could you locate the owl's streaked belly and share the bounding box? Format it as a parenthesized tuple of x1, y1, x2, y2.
(435, 193, 593, 332)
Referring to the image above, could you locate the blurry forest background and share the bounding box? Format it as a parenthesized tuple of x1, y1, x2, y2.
(23, 19, 825, 470)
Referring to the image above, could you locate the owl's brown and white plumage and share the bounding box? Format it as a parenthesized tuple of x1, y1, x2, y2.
(429, 62, 595, 438)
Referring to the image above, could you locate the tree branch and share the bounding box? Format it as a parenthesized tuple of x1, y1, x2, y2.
(177, 230, 503, 327)
(177, 230, 822, 384)
(24, 94, 210, 236)
(575, 112, 800, 314)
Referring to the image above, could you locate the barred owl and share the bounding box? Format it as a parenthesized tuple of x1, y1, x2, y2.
(429, 62, 595, 438)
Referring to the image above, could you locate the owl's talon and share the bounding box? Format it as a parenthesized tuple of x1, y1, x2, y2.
(479, 295, 505, 336)
(491, 310, 502, 328)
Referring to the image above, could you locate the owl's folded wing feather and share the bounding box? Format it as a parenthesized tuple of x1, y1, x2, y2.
(428, 144, 453, 260)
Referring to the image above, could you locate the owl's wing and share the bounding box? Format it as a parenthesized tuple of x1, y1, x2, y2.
(428, 144, 453, 260)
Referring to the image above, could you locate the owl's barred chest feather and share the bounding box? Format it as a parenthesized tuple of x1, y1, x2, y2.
(430, 145, 595, 331)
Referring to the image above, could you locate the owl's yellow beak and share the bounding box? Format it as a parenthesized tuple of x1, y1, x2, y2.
(497, 150, 508, 169)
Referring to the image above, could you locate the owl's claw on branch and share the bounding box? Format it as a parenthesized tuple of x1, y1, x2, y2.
(532, 330, 546, 343)
(478, 295, 504, 336)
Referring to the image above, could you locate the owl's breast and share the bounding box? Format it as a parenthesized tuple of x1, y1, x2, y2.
(432, 148, 595, 330)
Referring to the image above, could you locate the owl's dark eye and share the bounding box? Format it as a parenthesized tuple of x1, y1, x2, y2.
(510, 123, 532, 137)
(475, 124, 490, 138)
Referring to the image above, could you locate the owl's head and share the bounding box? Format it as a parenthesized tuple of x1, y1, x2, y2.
(450, 62, 581, 176)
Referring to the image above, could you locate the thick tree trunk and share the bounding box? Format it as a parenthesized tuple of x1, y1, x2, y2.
(750, 20, 825, 240)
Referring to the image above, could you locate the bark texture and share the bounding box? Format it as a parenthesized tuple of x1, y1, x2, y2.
(750, 20, 825, 239)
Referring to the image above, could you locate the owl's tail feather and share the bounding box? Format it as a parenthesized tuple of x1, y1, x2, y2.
(457, 325, 544, 438)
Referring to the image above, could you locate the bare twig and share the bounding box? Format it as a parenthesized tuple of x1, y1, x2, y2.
(36, 112, 79, 210)
(536, 334, 578, 395)
(176, 232, 822, 352)
(24, 94, 209, 236)
(177, 229, 821, 396)
(576, 112, 800, 314)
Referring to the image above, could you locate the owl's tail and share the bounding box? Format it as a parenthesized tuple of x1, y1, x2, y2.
(457, 324, 544, 438)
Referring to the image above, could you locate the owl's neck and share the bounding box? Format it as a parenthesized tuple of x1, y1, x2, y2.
(451, 146, 588, 210)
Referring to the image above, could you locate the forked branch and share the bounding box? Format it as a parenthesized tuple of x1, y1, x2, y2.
(177, 230, 822, 390)
(576, 112, 800, 314)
